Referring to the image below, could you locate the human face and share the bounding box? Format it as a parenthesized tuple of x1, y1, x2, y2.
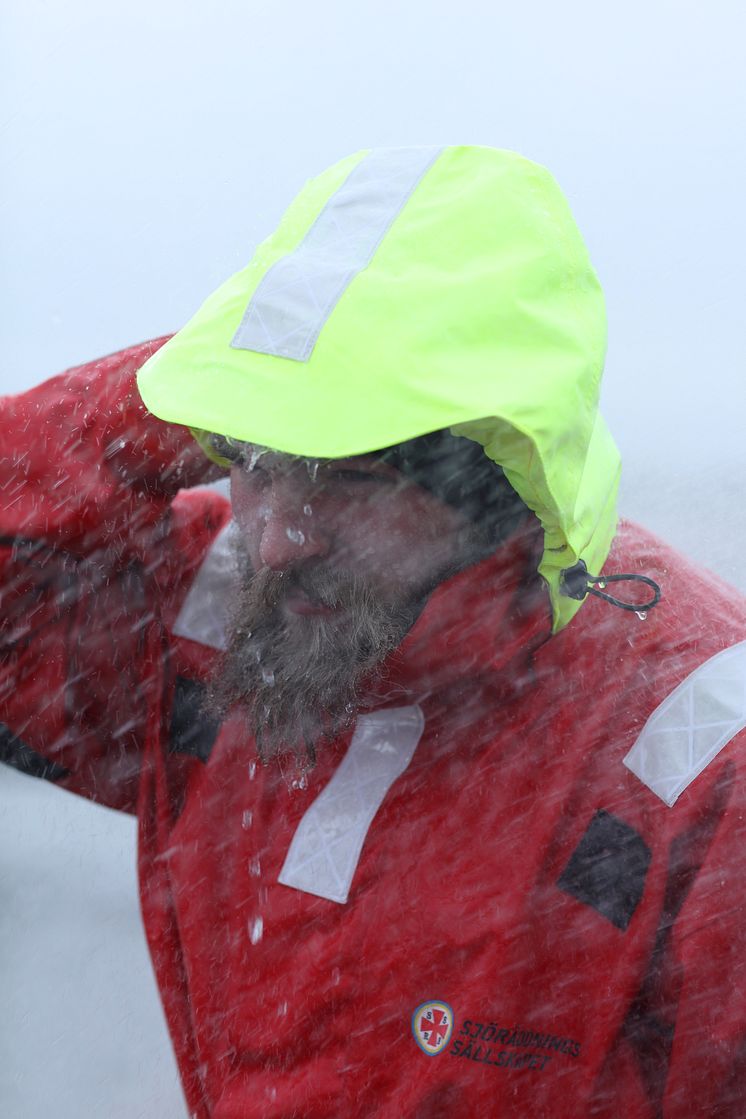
(207, 440, 486, 763)
(228, 445, 475, 617)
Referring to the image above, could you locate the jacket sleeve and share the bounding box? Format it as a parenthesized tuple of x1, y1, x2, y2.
(594, 754, 746, 1117)
(658, 754, 746, 1117)
(0, 337, 225, 811)
(0, 336, 221, 550)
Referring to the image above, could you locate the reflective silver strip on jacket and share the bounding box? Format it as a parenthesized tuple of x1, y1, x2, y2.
(279, 705, 425, 903)
(624, 639, 746, 806)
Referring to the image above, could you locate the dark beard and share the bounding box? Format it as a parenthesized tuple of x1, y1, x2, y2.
(205, 560, 419, 767)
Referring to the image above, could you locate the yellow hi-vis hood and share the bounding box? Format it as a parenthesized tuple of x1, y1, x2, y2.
(137, 145, 620, 632)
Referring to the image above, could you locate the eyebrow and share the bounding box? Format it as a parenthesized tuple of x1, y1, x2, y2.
(207, 434, 401, 482)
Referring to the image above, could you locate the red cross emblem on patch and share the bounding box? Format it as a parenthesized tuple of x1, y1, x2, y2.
(411, 1000, 454, 1056)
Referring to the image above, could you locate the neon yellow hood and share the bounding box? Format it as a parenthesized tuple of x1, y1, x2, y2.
(137, 145, 620, 631)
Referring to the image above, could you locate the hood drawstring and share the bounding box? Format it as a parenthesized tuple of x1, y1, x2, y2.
(560, 559, 661, 618)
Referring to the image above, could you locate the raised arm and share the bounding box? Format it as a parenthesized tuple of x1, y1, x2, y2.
(0, 338, 225, 810)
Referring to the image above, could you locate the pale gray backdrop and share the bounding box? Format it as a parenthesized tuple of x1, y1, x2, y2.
(1, 1, 744, 1115)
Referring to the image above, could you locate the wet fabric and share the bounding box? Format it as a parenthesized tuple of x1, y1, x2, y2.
(3, 342, 746, 1117)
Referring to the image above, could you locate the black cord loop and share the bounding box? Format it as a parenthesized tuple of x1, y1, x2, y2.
(560, 560, 662, 616)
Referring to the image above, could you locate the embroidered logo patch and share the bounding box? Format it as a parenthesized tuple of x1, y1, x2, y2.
(412, 1001, 454, 1055)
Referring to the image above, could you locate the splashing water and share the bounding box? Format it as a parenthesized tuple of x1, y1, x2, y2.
(248, 447, 266, 472)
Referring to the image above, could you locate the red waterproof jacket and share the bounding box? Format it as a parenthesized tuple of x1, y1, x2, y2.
(3, 340, 746, 1118)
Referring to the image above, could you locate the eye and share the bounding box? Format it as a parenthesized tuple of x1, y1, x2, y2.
(327, 468, 391, 484)
(323, 457, 397, 485)
(207, 433, 248, 464)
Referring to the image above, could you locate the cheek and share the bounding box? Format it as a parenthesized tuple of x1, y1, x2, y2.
(230, 472, 268, 556)
(229, 480, 250, 532)
(378, 488, 466, 543)
(335, 491, 467, 576)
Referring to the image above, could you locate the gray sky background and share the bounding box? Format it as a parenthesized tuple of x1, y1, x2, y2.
(1, 3, 745, 1116)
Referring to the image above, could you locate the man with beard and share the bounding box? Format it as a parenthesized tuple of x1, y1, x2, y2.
(206, 428, 527, 767)
(3, 146, 746, 1119)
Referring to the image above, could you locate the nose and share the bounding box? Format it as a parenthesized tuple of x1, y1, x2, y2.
(258, 474, 331, 572)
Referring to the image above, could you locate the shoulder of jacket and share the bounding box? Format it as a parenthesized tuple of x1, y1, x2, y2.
(586, 520, 746, 807)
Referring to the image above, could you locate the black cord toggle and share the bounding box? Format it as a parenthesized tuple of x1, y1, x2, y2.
(560, 559, 662, 617)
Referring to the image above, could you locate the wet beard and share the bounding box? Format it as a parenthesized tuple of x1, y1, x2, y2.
(205, 564, 419, 767)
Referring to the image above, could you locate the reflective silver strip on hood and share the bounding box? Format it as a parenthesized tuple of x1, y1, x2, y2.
(624, 639, 746, 806)
(231, 146, 442, 362)
(278, 705, 425, 903)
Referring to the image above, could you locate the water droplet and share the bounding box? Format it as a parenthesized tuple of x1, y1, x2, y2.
(241, 809, 253, 830)
(248, 760, 257, 780)
(248, 916, 264, 944)
(277, 1000, 288, 1017)
(249, 856, 261, 877)
(285, 527, 305, 545)
(248, 447, 265, 472)
(597, 580, 607, 590)
(306, 460, 319, 482)
(303, 504, 313, 517)
(261, 667, 275, 686)
(331, 966, 341, 985)
(635, 610, 648, 621)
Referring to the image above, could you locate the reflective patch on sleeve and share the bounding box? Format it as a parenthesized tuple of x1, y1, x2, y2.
(623, 639, 746, 806)
(231, 146, 442, 361)
(278, 705, 425, 904)
(172, 521, 240, 650)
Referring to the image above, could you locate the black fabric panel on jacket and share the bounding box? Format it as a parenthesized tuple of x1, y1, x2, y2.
(168, 676, 221, 763)
(557, 809, 651, 931)
(620, 760, 735, 1111)
(0, 722, 70, 781)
